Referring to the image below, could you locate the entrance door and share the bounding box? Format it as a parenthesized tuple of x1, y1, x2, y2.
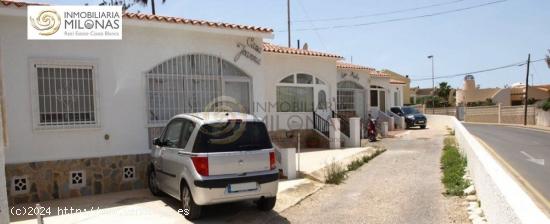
(224, 81, 251, 113)
(380, 91, 386, 112)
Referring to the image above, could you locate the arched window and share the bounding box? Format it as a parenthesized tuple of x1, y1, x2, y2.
(276, 74, 327, 112)
(146, 54, 251, 124)
(337, 81, 365, 117)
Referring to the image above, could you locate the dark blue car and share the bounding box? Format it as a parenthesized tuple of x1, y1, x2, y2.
(390, 106, 427, 129)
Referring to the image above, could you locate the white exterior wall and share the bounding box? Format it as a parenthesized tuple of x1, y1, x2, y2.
(0, 15, 266, 164)
(369, 76, 392, 115)
(389, 84, 404, 107)
(261, 53, 338, 131)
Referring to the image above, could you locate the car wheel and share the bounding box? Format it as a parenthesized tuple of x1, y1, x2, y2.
(257, 197, 276, 211)
(181, 182, 202, 220)
(420, 125, 426, 129)
(148, 166, 162, 196)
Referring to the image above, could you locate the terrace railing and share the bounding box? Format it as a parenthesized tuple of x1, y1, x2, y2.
(312, 111, 330, 138)
(332, 111, 350, 137)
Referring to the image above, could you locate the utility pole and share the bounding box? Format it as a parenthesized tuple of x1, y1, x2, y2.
(287, 0, 291, 48)
(432, 57, 435, 114)
(524, 54, 530, 126)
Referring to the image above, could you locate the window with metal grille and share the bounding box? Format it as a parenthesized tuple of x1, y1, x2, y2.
(146, 54, 251, 148)
(337, 81, 365, 113)
(146, 54, 250, 125)
(31, 61, 99, 129)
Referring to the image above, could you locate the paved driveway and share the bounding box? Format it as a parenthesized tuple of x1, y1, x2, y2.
(463, 123, 550, 211)
(264, 117, 468, 224)
(10, 189, 288, 224)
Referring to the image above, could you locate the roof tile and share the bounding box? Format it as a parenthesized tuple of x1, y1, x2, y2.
(336, 62, 389, 77)
(263, 42, 343, 59)
(336, 62, 375, 71)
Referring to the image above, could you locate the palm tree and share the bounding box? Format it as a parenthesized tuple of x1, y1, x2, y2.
(135, 0, 166, 15)
(436, 82, 452, 106)
(99, 0, 133, 11)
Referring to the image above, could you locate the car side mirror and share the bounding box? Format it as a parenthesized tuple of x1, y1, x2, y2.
(153, 138, 163, 147)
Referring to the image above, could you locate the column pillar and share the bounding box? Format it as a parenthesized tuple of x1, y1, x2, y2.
(349, 117, 361, 147)
(329, 118, 341, 149)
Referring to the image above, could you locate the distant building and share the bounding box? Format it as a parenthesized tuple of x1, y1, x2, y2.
(381, 70, 411, 105)
(410, 87, 434, 104)
(456, 75, 550, 106)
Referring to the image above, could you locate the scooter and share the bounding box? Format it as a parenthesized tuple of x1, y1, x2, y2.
(367, 117, 377, 142)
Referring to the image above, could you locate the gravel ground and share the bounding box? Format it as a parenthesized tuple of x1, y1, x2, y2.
(264, 123, 469, 224)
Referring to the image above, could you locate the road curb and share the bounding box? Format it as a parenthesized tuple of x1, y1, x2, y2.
(462, 122, 550, 133)
(301, 147, 378, 183)
(274, 178, 324, 213)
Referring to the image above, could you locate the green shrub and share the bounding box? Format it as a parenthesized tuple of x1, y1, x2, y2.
(361, 155, 370, 163)
(347, 159, 363, 171)
(441, 142, 469, 196)
(541, 99, 550, 111)
(325, 149, 387, 185)
(324, 160, 347, 184)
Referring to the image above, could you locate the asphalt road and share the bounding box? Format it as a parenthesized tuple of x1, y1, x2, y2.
(463, 123, 550, 207)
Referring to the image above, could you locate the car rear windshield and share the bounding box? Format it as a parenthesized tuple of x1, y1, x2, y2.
(193, 121, 272, 153)
(402, 107, 419, 114)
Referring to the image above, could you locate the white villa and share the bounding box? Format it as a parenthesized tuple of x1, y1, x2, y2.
(0, 0, 405, 210)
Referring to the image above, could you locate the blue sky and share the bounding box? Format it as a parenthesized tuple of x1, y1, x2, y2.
(41, 0, 550, 88)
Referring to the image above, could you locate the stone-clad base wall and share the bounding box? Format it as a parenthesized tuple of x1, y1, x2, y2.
(5, 154, 150, 206)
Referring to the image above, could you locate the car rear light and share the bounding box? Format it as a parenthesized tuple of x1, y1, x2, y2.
(269, 151, 276, 170)
(191, 156, 209, 176)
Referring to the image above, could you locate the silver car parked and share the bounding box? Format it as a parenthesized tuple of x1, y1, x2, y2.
(148, 112, 278, 220)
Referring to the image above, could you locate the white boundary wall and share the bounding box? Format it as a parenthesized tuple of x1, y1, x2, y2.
(445, 115, 550, 224)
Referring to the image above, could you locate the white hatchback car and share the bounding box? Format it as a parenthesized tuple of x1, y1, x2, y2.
(148, 112, 278, 220)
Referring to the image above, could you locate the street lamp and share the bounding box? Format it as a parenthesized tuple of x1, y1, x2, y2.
(427, 55, 435, 114)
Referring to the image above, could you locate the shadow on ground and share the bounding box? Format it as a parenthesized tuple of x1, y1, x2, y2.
(10, 189, 290, 224)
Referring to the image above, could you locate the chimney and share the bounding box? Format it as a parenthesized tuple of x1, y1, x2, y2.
(297, 39, 301, 49)
(303, 43, 309, 50)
